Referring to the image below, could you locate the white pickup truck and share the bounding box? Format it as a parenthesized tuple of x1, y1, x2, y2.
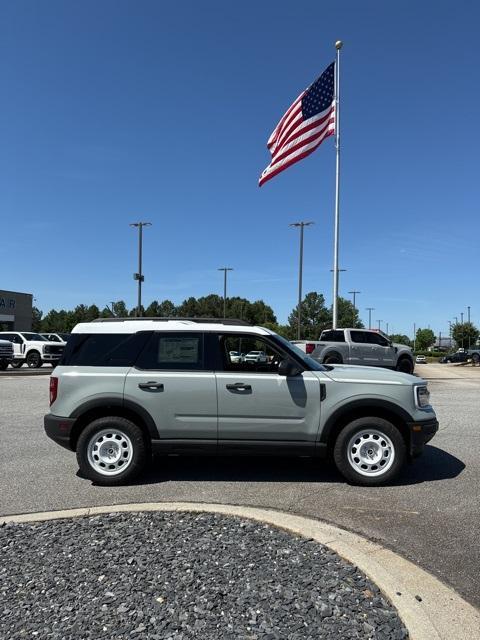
(0, 331, 66, 368)
(292, 328, 414, 374)
(0, 339, 14, 370)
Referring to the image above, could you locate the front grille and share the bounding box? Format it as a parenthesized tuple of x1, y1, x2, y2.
(0, 344, 13, 357)
(44, 345, 64, 355)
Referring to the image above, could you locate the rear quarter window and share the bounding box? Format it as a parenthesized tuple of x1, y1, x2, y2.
(320, 330, 346, 342)
(61, 333, 151, 366)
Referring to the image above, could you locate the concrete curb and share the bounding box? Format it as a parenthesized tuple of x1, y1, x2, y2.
(2, 502, 479, 640)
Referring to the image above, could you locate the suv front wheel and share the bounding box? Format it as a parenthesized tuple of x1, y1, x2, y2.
(333, 417, 406, 486)
(76, 416, 149, 485)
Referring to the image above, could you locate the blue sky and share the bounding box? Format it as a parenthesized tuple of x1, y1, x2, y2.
(1, 0, 479, 337)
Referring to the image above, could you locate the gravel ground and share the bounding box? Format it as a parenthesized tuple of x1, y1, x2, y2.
(0, 511, 408, 640)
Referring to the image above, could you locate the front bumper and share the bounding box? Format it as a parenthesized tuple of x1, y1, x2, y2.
(44, 414, 76, 450)
(408, 417, 439, 457)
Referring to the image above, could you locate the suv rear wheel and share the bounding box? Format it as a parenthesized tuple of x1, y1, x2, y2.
(76, 416, 149, 485)
(333, 417, 406, 486)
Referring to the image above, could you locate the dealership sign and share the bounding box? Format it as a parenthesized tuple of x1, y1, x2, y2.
(0, 298, 16, 309)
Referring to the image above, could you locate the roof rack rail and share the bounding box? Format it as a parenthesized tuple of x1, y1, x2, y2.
(93, 317, 252, 326)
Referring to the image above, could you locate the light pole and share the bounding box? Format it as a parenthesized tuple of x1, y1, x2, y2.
(218, 267, 233, 318)
(348, 290, 360, 326)
(467, 306, 471, 348)
(377, 319, 383, 331)
(386, 322, 389, 336)
(130, 222, 151, 317)
(461, 312, 464, 324)
(110, 301, 116, 317)
(290, 221, 314, 339)
(366, 307, 375, 330)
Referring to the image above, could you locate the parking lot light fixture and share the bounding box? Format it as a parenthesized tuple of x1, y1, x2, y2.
(218, 268, 233, 318)
(130, 222, 152, 317)
(348, 290, 360, 326)
(290, 221, 314, 339)
(366, 307, 374, 330)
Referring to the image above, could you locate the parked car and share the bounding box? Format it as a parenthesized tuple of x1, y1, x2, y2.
(415, 355, 427, 364)
(45, 318, 438, 487)
(244, 350, 268, 363)
(439, 351, 471, 364)
(229, 350, 244, 363)
(0, 331, 65, 368)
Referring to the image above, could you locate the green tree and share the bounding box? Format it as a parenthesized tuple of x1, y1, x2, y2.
(32, 306, 43, 332)
(334, 297, 364, 329)
(113, 300, 128, 317)
(415, 328, 436, 351)
(244, 300, 276, 325)
(452, 322, 479, 349)
(389, 334, 412, 347)
(288, 292, 330, 339)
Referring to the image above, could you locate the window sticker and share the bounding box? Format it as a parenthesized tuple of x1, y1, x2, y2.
(158, 338, 199, 364)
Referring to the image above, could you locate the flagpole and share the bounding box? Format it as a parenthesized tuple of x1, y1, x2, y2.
(332, 40, 343, 329)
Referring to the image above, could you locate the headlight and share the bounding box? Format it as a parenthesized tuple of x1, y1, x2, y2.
(415, 385, 430, 408)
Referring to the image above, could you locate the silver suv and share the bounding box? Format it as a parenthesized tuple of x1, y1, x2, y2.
(44, 318, 438, 487)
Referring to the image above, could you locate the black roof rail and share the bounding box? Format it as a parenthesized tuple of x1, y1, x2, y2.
(93, 317, 252, 326)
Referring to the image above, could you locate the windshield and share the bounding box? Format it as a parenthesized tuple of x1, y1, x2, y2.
(273, 334, 326, 371)
(21, 333, 47, 341)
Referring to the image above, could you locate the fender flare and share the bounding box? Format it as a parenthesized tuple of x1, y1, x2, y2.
(319, 398, 414, 446)
(70, 396, 158, 440)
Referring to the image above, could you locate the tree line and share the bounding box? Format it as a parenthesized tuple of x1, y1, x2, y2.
(32, 291, 363, 340)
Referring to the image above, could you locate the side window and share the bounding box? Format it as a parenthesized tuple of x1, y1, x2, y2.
(136, 332, 204, 370)
(350, 331, 367, 343)
(61, 333, 150, 366)
(366, 333, 389, 347)
(12, 334, 24, 344)
(0, 334, 13, 342)
(321, 330, 345, 342)
(220, 334, 285, 373)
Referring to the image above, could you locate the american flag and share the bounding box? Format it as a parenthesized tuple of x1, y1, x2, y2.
(259, 62, 335, 187)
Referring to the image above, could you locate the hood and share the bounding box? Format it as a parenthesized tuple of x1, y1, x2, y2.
(392, 342, 412, 352)
(319, 363, 421, 386)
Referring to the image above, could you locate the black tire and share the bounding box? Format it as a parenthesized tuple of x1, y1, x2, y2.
(26, 351, 42, 368)
(76, 416, 149, 486)
(323, 352, 343, 365)
(0, 361, 8, 371)
(10, 360, 23, 369)
(472, 353, 480, 365)
(333, 416, 406, 486)
(396, 357, 414, 375)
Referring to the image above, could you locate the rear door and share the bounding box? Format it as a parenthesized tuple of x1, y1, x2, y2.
(124, 332, 217, 441)
(365, 332, 396, 366)
(349, 331, 371, 364)
(214, 333, 322, 447)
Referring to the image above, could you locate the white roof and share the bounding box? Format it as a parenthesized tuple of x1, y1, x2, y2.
(71, 319, 271, 336)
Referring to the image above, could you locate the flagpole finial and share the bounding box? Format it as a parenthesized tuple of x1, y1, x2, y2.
(335, 40, 343, 50)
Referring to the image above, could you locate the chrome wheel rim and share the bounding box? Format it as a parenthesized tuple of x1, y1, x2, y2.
(347, 429, 395, 477)
(86, 429, 133, 476)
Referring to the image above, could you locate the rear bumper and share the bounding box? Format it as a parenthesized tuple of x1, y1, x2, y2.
(44, 414, 76, 450)
(408, 417, 439, 457)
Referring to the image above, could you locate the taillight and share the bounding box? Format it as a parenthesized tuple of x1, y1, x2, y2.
(50, 377, 58, 405)
(306, 343, 315, 354)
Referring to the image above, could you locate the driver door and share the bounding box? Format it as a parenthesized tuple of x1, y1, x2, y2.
(215, 334, 322, 445)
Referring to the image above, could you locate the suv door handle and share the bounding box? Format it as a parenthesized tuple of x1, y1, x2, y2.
(226, 383, 252, 391)
(138, 382, 164, 391)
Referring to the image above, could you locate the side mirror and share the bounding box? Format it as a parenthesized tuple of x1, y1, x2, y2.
(278, 358, 301, 377)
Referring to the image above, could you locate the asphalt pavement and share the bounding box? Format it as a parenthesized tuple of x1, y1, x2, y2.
(1, 365, 479, 609)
